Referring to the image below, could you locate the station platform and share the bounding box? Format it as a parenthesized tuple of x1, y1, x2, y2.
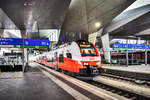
(0, 62, 129, 100)
(0, 64, 75, 100)
(102, 64, 150, 80)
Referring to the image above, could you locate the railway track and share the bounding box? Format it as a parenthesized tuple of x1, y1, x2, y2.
(87, 72, 150, 100)
(86, 80, 149, 100)
(101, 73, 150, 86)
(36, 63, 128, 100)
(51, 68, 150, 99)
(36, 63, 150, 100)
(101, 68, 150, 82)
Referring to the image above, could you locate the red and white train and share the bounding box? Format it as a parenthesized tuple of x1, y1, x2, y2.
(36, 40, 102, 77)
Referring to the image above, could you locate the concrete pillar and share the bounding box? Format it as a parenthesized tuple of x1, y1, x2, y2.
(132, 53, 133, 65)
(88, 32, 98, 44)
(101, 33, 111, 63)
(21, 30, 29, 72)
(23, 47, 29, 72)
(24, 48, 28, 64)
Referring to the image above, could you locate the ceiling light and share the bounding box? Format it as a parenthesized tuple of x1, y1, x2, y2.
(95, 22, 101, 28)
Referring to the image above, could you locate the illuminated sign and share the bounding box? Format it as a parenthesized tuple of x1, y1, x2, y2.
(0, 38, 23, 45)
(113, 43, 150, 51)
(24, 39, 50, 46)
(0, 38, 50, 48)
(80, 44, 91, 47)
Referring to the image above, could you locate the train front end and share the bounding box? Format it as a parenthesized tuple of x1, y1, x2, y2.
(77, 41, 102, 76)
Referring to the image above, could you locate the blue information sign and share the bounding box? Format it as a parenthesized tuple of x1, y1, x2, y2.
(0, 38, 23, 45)
(113, 43, 150, 49)
(0, 38, 50, 46)
(24, 39, 50, 46)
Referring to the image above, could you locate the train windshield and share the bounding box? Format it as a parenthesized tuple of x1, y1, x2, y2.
(79, 44, 97, 56)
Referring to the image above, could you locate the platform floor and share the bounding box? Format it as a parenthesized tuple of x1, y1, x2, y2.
(103, 65, 150, 74)
(0, 65, 75, 100)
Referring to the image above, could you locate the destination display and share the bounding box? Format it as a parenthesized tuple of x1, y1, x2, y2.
(79, 44, 91, 47)
(113, 43, 150, 51)
(0, 38, 50, 48)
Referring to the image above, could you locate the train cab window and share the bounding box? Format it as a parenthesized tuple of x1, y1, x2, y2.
(80, 46, 97, 56)
(66, 53, 72, 59)
(59, 54, 64, 62)
(88, 50, 92, 54)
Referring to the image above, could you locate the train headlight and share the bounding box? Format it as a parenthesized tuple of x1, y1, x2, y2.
(83, 62, 88, 66)
(96, 62, 100, 65)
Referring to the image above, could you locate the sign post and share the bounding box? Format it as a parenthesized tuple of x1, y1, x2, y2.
(126, 50, 129, 67)
(132, 53, 134, 65)
(145, 50, 147, 66)
(126, 40, 129, 67)
(22, 38, 25, 72)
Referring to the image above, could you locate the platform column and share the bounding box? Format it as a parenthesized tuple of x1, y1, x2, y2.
(126, 39, 129, 67)
(22, 41, 29, 72)
(132, 53, 133, 65)
(126, 50, 129, 67)
(145, 50, 147, 65)
(24, 48, 29, 72)
(101, 33, 111, 63)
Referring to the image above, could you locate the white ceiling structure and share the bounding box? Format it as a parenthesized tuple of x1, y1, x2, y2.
(124, 0, 150, 11)
(0, 0, 136, 40)
(62, 0, 136, 34)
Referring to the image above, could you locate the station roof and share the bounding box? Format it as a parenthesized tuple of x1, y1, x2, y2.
(62, 0, 135, 34)
(0, 0, 135, 39)
(102, 1, 150, 40)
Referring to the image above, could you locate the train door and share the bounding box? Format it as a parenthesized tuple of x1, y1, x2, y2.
(66, 50, 72, 59)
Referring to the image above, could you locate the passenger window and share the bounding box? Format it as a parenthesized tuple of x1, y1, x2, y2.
(47, 58, 51, 62)
(52, 58, 53, 63)
(42, 56, 45, 60)
(66, 53, 72, 59)
(45, 56, 47, 60)
(59, 54, 64, 63)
